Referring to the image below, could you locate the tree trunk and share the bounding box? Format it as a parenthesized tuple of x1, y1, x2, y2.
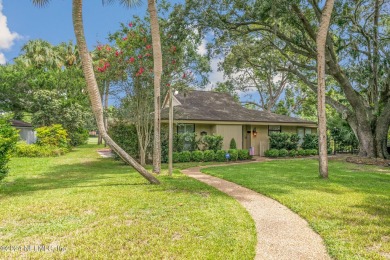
(168, 86, 173, 176)
(72, 0, 159, 184)
(148, 0, 162, 174)
(316, 0, 335, 179)
(104, 80, 109, 147)
(140, 147, 146, 166)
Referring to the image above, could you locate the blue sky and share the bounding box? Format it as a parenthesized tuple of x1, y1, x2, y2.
(1, 0, 258, 103)
(0, 0, 157, 63)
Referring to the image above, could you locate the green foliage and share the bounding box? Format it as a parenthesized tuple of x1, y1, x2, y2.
(297, 149, 306, 156)
(289, 150, 298, 157)
(172, 152, 180, 163)
(264, 149, 279, 158)
(31, 90, 91, 147)
(14, 142, 68, 157)
(228, 149, 238, 161)
(173, 133, 199, 152)
(238, 149, 250, 160)
(203, 150, 215, 162)
(301, 134, 318, 150)
(191, 150, 204, 162)
(69, 128, 89, 146)
(279, 149, 289, 157)
(178, 151, 191, 163)
(0, 116, 19, 181)
(229, 138, 237, 149)
(201, 135, 223, 152)
(308, 149, 318, 156)
(36, 124, 69, 148)
(269, 133, 300, 150)
(109, 122, 139, 159)
(215, 150, 227, 162)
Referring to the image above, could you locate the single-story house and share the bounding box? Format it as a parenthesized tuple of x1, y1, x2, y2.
(11, 120, 37, 144)
(161, 90, 317, 156)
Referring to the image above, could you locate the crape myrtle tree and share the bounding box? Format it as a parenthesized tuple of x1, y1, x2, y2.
(108, 9, 210, 165)
(184, 0, 390, 159)
(32, 0, 160, 184)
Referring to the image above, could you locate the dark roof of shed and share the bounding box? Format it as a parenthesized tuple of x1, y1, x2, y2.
(161, 90, 316, 125)
(11, 119, 33, 128)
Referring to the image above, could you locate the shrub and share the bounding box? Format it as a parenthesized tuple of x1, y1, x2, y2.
(109, 122, 139, 160)
(289, 150, 298, 157)
(301, 134, 318, 150)
(14, 142, 68, 157)
(215, 150, 226, 162)
(68, 128, 89, 146)
(238, 149, 250, 160)
(36, 124, 69, 148)
(0, 117, 19, 181)
(229, 138, 237, 149)
(178, 151, 191, 162)
(287, 134, 300, 150)
(201, 135, 223, 152)
(191, 150, 204, 162)
(173, 133, 199, 152)
(270, 132, 300, 150)
(304, 149, 312, 156)
(265, 149, 279, 158)
(297, 149, 306, 156)
(172, 152, 180, 163)
(269, 133, 289, 150)
(279, 149, 289, 157)
(228, 149, 238, 161)
(308, 149, 318, 155)
(203, 150, 215, 162)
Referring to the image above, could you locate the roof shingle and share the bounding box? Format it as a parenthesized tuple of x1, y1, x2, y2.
(161, 90, 316, 125)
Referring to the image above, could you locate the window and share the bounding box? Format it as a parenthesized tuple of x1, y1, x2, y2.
(297, 128, 313, 144)
(268, 125, 281, 136)
(177, 124, 195, 134)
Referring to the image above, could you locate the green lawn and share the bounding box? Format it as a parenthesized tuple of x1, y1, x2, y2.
(202, 158, 390, 260)
(0, 145, 255, 259)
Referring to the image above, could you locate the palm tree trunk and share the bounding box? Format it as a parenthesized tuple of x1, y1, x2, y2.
(148, 0, 162, 174)
(316, 0, 335, 179)
(72, 0, 159, 184)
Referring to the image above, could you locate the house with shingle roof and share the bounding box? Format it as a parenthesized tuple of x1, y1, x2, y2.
(161, 90, 317, 156)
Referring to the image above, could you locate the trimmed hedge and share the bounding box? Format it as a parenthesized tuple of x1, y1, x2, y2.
(191, 150, 204, 162)
(203, 150, 215, 162)
(265, 148, 320, 158)
(178, 151, 191, 162)
(279, 149, 288, 157)
(228, 149, 238, 161)
(215, 150, 226, 162)
(238, 149, 250, 160)
(264, 149, 279, 158)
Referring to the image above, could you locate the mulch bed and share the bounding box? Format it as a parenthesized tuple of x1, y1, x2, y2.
(345, 156, 390, 167)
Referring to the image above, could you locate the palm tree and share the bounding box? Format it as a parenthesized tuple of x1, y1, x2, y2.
(316, 0, 335, 179)
(32, 0, 160, 184)
(147, 0, 162, 174)
(15, 39, 62, 69)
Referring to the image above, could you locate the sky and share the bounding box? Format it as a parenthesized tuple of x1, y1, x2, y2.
(0, 0, 225, 85)
(0, 0, 259, 103)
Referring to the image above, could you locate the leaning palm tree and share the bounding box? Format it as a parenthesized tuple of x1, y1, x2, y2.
(32, 0, 160, 184)
(147, 0, 163, 174)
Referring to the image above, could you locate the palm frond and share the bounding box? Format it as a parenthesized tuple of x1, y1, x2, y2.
(102, 0, 142, 8)
(31, 0, 51, 7)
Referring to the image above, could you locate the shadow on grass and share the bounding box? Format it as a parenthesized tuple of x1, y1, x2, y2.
(1, 158, 150, 198)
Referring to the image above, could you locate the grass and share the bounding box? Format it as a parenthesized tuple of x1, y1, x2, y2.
(202, 158, 390, 260)
(0, 144, 256, 259)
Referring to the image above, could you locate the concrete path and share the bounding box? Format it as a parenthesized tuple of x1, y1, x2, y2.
(181, 166, 331, 260)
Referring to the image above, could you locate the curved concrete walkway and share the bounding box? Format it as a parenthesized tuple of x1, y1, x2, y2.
(181, 166, 331, 260)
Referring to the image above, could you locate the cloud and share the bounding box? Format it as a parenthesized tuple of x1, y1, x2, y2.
(197, 39, 207, 56)
(0, 53, 5, 64)
(0, 1, 20, 63)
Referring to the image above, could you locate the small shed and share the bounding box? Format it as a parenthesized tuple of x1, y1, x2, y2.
(11, 120, 37, 144)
